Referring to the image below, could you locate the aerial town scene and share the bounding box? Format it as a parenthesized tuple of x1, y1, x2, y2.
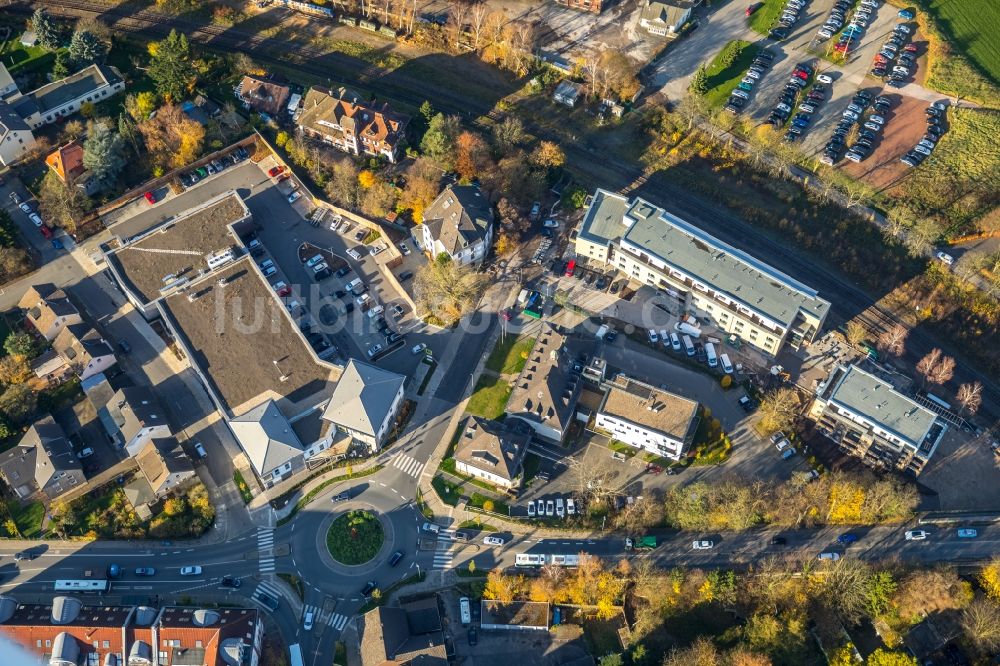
(0, 0, 997, 663)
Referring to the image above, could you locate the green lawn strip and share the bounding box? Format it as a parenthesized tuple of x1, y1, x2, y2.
(748, 0, 784, 35)
(607, 439, 638, 457)
(415, 488, 434, 519)
(276, 465, 382, 526)
(466, 375, 512, 419)
(233, 470, 253, 505)
(702, 40, 758, 110)
(690, 413, 732, 466)
(438, 458, 503, 494)
(457, 519, 498, 532)
(484, 335, 536, 374)
(278, 573, 304, 601)
(431, 475, 460, 506)
(326, 510, 384, 565)
(357, 571, 426, 613)
(469, 493, 509, 515)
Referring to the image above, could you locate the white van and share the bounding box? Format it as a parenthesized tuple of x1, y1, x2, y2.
(459, 597, 471, 625)
(345, 278, 362, 292)
(682, 335, 695, 356)
(517, 288, 529, 305)
(659, 329, 668, 347)
(670, 332, 681, 351)
(705, 342, 718, 367)
(648, 329, 659, 344)
(347, 248, 362, 261)
(721, 353, 734, 374)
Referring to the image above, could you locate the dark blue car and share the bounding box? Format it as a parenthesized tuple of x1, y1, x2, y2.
(837, 533, 858, 544)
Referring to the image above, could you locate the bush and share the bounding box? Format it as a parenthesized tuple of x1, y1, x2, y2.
(720, 375, 732, 388)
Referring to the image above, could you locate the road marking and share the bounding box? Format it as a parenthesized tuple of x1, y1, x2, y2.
(303, 604, 350, 631)
(258, 527, 276, 574)
(391, 453, 426, 479)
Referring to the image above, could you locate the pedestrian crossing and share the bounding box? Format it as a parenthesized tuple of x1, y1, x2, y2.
(302, 603, 349, 631)
(433, 540, 455, 570)
(392, 453, 425, 478)
(253, 580, 281, 605)
(257, 527, 275, 573)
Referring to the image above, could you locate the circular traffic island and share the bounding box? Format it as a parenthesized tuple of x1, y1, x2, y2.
(326, 510, 384, 565)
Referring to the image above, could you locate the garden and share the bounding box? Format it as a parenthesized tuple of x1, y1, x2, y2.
(326, 509, 384, 565)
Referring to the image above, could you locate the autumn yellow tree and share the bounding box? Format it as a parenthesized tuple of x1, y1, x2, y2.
(483, 568, 524, 604)
(826, 478, 865, 523)
(531, 141, 565, 169)
(398, 158, 440, 224)
(358, 170, 377, 189)
(980, 557, 1000, 601)
(137, 104, 205, 170)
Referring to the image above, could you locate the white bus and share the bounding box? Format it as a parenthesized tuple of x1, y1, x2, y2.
(515, 553, 581, 568)
(54, 580, 110, 593)
(288, 644, 303, 666)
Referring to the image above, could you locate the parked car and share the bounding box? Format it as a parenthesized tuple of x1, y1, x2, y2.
(956, 528, 978, 538)
(180, 566, 203, 575)
(692, 540, 714, 550)
(483, 536, 505, 546)
(76, 447, 95, 459)
(267, 166, 285, 178)
(904, 530, 929, 541)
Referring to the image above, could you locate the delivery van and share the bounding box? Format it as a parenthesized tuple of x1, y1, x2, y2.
(682, 335, 695, 356)
(705, 342, 718, 367)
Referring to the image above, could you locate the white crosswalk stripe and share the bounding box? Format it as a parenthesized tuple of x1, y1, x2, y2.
(433, 541, 454, 569)
(258, 528, 275, 573)
(392, 454, 425, 478)
(253, 580, 281, 602)
(303, 604, 350, 630)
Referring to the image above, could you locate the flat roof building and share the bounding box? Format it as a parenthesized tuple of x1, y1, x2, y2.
(596, 374, 699, 461)
(576, 189, 830, 357)
(808, 364, 946, 475)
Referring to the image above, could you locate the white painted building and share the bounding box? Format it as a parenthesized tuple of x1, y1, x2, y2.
(595, 375, 699, 460)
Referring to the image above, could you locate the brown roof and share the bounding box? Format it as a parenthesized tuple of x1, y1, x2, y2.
(237, 75, 291, 116)
(136, 437, 194, 493)
(454, 416, 530, 482)
(600, 375, 699, 440)
(422, 185, 494, 257)
(160, 256, 338, 416)
(505, 324, 580, 437)
(298, 86, 409, 153)
(52, 323, 113, 368)
(45, 141, 85, 184)
(19, 283, 80, 336)
(109, 191, 251, 304)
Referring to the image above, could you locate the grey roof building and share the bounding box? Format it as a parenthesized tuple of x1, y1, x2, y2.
(419, 185, 495, 265)
(356, 598, 447, 666)
(809, 364, 947, 476)
(229, 399, 307, 486)
(454, 417, 531, 488)
(0, 416, 85, 499)
(322, 360, 406, 451)
(100, 387, 171, 456)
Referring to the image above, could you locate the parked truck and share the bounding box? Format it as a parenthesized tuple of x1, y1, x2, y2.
(625, 536, 657, 551)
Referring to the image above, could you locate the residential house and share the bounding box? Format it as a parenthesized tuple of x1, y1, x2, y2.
(136, 437, 196, 496)
(9, 64, 125, 130)
(39, 324, 117, 382)
(480, 601, 550, 631)
(322, 359, 405, 452)
(297, 86, 410, 163)
(454, 416, 530, 489)
(18, 284, 83, 341)
(99, 387, 171, 456)
(0, 417, 86, 500)
(419, 185, 495, 265)
(595, 374, 699, 460)
(235, 75, 292, 117)
(640, 0, 695, 35)
(44, 140, 99, 194)
(356, 597, 447, 666)
(229, 399, 308, 488)
(555, 0, 604, 13)
(553, 80, 584, 108)
(505, 324, 582, 443)
(575, 190, 830, 356)
(0, 596, 263, 666)
(19, 31, 37, 47)
(808, 364, 947, 476)
(0, 64, 17, 99)
(0, 101, 37, 167)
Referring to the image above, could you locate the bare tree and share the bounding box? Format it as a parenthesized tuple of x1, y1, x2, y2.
(961, 598, 1000, 652)
(757, 387, 800, 436)
(844, 320, 867, 347)
(927, 355, 955, 387)
(916, 348, 942, 387)
(956, 382, 983, 417)
(446, 1, 471, 50)
(903, 217, 939, 258)
(876, 324, 908, 358)
(468, 3, 490, 50)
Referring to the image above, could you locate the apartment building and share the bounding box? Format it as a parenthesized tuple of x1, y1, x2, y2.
(505, 323, 581, 443)
(576, 189, 830, 357)
(0, 596, 263, 666)
(595, 374, 699, 460)
(808, 364, 946, 476)
(297, 86, 410, 163)
(322, 359, 406, 453)
(419, 185, 495, 266)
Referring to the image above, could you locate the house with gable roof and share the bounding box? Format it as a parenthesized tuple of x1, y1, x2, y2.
(322, 359, 405, 452)
(419, 184, 495, 266)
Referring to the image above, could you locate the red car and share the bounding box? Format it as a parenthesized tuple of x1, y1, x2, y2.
(745, 2, 763, 16)
(793, 69, 809, 80)
(904, 44, 918, 52)
(143, 191, 156, 204)
(646, 463, 663, 474)
(267, 166, 285, 178)
(39, 225, 52, 239)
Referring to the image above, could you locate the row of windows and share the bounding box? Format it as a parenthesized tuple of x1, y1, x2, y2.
(42, 88, 112, 123)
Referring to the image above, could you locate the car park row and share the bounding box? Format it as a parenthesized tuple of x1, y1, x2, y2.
(900, 101, 947, 167)
(871, 19, 917, 88)
(725, 48, 772, 116)
(767, 0, 808, 41)
(768, 61, 817, 132)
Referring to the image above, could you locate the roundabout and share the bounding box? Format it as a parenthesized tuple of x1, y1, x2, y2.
(326, 509, 384, 565)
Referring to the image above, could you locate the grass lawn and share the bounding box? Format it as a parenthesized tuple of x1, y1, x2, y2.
(701, 41, 758, 109)
(748, 0, 784, 35)
(458, 519, 498, 531)
(469, 492, 509, 515)
(466, 375, 512, 419)
(234, 470, 253, 504)
(578, 612, 625, 659)
(485, 335, 536, 374)
(924, 0, 1000, 84)
(431, 475, 460, 506)
(7, 501, 45, 539)
(326, 510, 384, 565)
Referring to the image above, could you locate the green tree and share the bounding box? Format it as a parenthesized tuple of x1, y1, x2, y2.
(3, 333, 35, 359)
(419, 100, 435, 122)
(83, 120, 126, 188)
(52, 51, 73, 79)
(0, 384, 37, 426)
(468, 560, 476, 575)
(32, 8, 61, 50)
(597, 654, 622, 666)
(689, 65, 709, 95)
(563, 187, 588, 210)
(867, 649, 917, 666)
(68, 30, 107, 65)
(420, 113, 460, 168)
(148, 30, 194, 101)
(865, 570, 897, 617)
(414, 253, 487, 325)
